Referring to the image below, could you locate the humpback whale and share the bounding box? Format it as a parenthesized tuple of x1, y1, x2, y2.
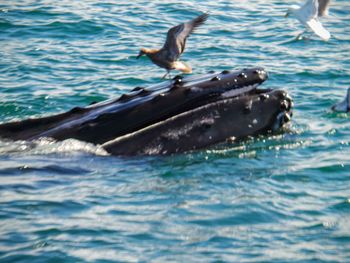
(0, 68, 293, 155)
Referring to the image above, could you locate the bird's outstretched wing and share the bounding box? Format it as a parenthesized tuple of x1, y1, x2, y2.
(306, 18, 331, 40)
(161, 13, 209, 62)
(298, 0, 319, 22)
(318, 0, 331, 16)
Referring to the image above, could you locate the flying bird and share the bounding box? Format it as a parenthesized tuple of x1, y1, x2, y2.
(136, 13, 209, 79)
(285, 0, 331, 41)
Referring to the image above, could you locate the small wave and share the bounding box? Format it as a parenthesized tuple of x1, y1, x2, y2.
(0, 18, 16, 30)
(43, 20, 104, 35)
(202, 128, 305, 158)
(4, 19, 104, 38)
(328, 111, 350, 119)
(0, 164, 90, 176)
(327, 199, 350, 213)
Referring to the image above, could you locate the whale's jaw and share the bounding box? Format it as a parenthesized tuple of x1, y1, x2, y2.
(0, 67, 293, 155)
(103, 89, 293, 155)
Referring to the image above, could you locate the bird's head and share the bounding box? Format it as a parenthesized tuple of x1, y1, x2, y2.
(136, 48, 147, 59)
(285, 5, 299, 18)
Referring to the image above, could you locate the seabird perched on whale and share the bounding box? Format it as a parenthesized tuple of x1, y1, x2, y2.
(317, 0, 331, 16)
(136, 13, 209, 79)
(285, 0, 331, 41)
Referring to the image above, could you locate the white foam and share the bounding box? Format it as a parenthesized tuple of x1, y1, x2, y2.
(0, 138, 109, 156)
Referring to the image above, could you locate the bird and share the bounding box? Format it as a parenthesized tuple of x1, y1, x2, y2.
(136, 13, 209, 79)
(285, 0, 331, 41)
(318, 0, 331, 16)
(331, 88, 350, 113)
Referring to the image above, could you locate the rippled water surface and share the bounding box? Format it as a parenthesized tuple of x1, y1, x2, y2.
(1, 0, 350, 262)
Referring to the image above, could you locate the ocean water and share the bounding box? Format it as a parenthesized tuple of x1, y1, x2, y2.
(1, 0, 350, 262)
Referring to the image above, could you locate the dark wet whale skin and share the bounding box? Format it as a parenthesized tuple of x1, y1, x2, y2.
(103, 89, 293, 155)
(0, 68, 292, 155)
(0, 68, 267, 142)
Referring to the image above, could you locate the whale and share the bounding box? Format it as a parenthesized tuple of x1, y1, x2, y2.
(103, 89, 293, 155)
(0, 67, 293, 155)
(331, 88, 350, 113)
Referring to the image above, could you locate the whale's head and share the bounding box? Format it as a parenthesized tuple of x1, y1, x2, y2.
(102, 68, 293, 155)
(0, 67, 293, 155)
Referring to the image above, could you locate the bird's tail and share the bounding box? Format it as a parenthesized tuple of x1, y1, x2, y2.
(174, 61, 192, 74)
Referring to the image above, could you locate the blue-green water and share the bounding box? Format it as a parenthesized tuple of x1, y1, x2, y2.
(1, 0, 350, 262)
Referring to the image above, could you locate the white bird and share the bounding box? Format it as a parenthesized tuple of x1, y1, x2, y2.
(331, 88, 350, 113)
(285, 0, 331, 41)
